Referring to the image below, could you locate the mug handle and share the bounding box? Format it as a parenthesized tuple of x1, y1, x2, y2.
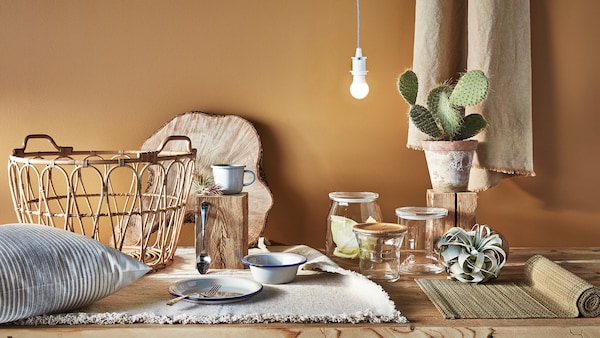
(243, 170, 256, 186)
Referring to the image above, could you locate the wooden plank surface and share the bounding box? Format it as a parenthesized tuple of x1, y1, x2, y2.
(2, 247, 599, 337)
(383, 247, 600, 330)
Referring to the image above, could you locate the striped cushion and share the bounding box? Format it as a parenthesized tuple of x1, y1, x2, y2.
(0, 224, 150, 324)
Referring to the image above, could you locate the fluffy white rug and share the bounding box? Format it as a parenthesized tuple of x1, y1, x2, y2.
(13, 246, 407, 325)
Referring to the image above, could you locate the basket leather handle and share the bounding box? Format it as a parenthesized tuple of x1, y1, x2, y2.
(13, 134, 73, 157)
(156, 135, 194, 153)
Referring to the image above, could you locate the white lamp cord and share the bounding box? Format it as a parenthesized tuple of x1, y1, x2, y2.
(356, 0, 361, 49)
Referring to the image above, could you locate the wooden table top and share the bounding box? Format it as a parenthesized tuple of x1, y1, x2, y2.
(2, 247, 599, 337)
(383, 247, 600, 333)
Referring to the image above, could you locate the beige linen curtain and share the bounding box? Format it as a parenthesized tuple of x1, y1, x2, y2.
(407, 0, 535, 191)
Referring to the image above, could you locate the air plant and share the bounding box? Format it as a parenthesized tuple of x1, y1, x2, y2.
(437, 224, 507, 283)
(193, 172, 222, 196)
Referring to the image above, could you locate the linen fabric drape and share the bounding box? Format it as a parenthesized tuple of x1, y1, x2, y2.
(407, 0, 535, 191)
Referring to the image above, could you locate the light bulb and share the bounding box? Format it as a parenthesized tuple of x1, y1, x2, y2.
(350, 74, 369, 99)
(350, 48, 369, 99)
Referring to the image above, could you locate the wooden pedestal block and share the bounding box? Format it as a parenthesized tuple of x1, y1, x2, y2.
(196, 193, 248, 269)
(426, 189, 478, 233)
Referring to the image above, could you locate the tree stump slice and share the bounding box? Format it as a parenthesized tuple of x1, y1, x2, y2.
(141, 111, 273, 247)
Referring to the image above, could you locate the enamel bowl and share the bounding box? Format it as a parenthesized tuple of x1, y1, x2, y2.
(242, 252, 307, 284)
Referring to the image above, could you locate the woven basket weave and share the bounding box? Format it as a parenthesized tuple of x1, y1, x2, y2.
(8, 134, 197, 271)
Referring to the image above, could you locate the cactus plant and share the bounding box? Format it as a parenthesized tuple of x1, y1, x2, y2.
(398, 70, 489, 141)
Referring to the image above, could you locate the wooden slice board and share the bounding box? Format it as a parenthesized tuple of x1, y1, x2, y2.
(141, 111, 273, 247)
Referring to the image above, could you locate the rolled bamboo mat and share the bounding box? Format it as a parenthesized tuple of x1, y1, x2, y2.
(416, 255, 600, 319)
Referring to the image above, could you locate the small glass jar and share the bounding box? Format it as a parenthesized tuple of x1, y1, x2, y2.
(326, 192, 382, 259)
(395, 207, 448, 274)
(352, 222, 408, 282)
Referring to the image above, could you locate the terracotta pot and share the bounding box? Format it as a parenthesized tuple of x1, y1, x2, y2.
(421, 140, 478, 193)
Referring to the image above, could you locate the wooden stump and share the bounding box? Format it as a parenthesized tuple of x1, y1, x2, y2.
(426, 189, 477, 233)
(196, 193, 248, 269)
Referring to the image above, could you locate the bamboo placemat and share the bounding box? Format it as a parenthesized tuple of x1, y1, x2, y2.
(416, 255, 600, 319)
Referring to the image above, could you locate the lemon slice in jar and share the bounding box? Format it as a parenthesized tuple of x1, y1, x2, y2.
(333, 247, 359, 258)
(330, 215, 377, 259)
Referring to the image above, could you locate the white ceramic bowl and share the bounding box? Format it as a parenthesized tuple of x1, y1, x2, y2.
(242, 252, 307, 284)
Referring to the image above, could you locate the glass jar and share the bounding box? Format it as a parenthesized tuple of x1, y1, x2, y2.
(352, 222, 408, 282)
(395, 206, 448, 274)
(326, 192, 382, 259)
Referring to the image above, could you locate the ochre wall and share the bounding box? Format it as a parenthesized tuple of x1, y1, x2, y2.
(0, 0, 598, 249)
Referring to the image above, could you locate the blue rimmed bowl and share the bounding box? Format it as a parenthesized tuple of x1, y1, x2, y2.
(242, 252, 307, 284)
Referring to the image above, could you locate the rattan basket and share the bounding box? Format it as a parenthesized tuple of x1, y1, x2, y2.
(8, 134, 197, 271)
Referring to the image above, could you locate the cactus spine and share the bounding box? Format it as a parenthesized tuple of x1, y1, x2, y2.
(398, 69, 489, 141)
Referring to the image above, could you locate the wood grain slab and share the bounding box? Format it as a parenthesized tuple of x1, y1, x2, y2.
(197, 193, 248, 269)
(142, 111, 273, 247)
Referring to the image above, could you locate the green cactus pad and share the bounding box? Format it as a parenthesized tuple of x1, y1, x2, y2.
(427, 85, 462, 138)
(450, 70, 489, 107)
(397, 70, 418, 106)
(454, 114, 488, 140)
(409, 104, 442, 139)
(398, 68, 489, 141)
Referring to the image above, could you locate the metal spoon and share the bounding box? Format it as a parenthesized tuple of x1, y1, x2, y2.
(196, 201, 212, 274)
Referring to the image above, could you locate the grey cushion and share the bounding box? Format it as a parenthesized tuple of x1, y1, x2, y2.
(0, 223, 150, 323)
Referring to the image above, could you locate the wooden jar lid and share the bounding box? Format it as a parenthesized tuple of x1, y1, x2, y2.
(352, 222, 408, 237)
